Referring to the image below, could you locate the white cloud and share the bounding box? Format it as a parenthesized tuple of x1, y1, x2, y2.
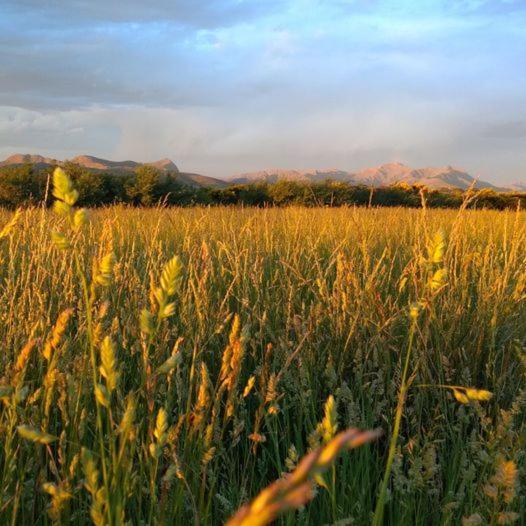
(0, 0, 525, 183)
(3, 93, 524, 184)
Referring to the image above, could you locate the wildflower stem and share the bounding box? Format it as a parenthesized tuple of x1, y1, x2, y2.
(372, 315, 417, 526)
(73, 250, 112, 525)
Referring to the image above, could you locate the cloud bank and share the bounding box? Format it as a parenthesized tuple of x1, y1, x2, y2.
(1, 0, 525, 182)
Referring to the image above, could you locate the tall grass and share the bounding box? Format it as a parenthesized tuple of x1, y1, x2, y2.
(0, 176, 525, 524)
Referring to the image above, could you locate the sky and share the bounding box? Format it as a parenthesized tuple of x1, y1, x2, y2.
(0, 0, 525, 183)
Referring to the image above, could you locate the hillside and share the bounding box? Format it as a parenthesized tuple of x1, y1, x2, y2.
(508, 181, 526, 192)
(230, 163, 504, 190)
(68, 155, 142, 171)
(1, 154, 57, 165)
(1, 155, 520, 191)
(230, 168, 351, 185)
(174, 172, 227, 188)
(0, 153, 227, 188)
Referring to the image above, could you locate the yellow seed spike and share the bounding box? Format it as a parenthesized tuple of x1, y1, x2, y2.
(464, 388, 493, 401)
(427, 229, 446, 264)
(156, 353, 179, 375)
(17, 425, 58, 444)
(73, 208, 89, 228)
(249, 433, 266, 444)
(492, 459, 518, 504)
(118, 395, 136, 436)
(229, 314, 241, 345)
(160, 256, 181, 296)
(195, 363, 210, 412)
(94, 384, 110, 407)
(95, 252, 116, 286)
(52, 167, 74, 201)
(243, 376, 256, 397)
(219, 344, 233, 383)
(51, 231, 71, 251)
(0, 208, 22, 239)
(409, 302, 422, 320)
(313, 472, 329, 489)
(99, 252, 115, 277)
(140, 309, 154, 334)
(154, 407, 169, 444)
(42, 309, 73, 361)
(42, 482, 72, 501)
(99, 336, 118, 391)
(63, 189, 79, 206)
(80, 448, 100, 496)
(316, 428, 360, 468)
(41, 482, 58, 496)
(227, 337, 245, 391)
(202, 447, 216, 465)
(226, 427, 380, 526)
(159, 301, 176, 319)
(53, 200, 71, 217)
(429, 268, 448, 291)
(14, 339, 37, 373)
(321, 395, 338, 443)
(452, 389, 470, 404)
(265, 373, 278, 403)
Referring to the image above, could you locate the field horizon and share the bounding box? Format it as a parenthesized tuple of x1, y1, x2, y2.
(1, 152, 523, 192)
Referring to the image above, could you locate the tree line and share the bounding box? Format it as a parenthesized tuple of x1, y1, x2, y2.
(0, 162, 524, 210)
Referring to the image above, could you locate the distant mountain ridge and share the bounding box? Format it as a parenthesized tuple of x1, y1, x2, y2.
(0, 153, 176, 172)
(508, 181, 526, 192)
(0, 153, 226, 188)
(230, 162, 509, 191)
(1, 154, 60, 166)
(229, 168, 352, 184)
(1, 155, 522, 191)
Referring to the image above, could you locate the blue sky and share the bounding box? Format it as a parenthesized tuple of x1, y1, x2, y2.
(0, 0, 525, 182)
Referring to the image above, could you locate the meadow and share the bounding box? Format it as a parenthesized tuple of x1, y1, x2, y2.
(0, 172, 525, 525)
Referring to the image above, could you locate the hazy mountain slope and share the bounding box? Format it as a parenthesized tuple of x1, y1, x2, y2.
(69, 155, 141, 171)
(2, 153, 182, 174)
(352, 162, 413, 186)
(231, 168, 353, 184)
(147, 158, 179, 172)
(507, 182, 526, 192)
(175, 172, 228, 188)
(1, 154, 520, 190)
(230, 163, 505, 190)
(0, 154, 59, 167)
(230, 169, 312, 184)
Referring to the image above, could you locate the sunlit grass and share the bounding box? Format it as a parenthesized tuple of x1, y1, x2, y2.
(0, 175, 525, 524)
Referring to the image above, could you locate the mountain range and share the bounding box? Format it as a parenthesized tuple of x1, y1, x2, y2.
(1, 154, 522, 191)
(0, 154, 227, 188)
(230, 163, 509, 191)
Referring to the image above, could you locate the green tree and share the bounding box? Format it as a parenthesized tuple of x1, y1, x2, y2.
(128, 166, 167, 205)
(0, 164, 46, 207)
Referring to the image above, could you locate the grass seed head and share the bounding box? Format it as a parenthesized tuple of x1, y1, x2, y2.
(320, 395, 338, 443)
(99, 336, 118, 391)
(17, 425, 58, 444)
(0, 208, 22, 239)
(160, 255, 182, 296)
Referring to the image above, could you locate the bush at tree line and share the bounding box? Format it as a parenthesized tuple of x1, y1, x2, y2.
(0, 162, 524, 210)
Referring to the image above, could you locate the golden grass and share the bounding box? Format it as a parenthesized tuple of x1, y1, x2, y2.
(0, 171, 525, 524)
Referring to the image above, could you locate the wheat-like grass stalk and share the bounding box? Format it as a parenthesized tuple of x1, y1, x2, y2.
(226, 427, 381, 526)
(0, 200, 523, 524)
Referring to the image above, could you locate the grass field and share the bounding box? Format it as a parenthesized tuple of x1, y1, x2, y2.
(1, 175, 525, 524)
